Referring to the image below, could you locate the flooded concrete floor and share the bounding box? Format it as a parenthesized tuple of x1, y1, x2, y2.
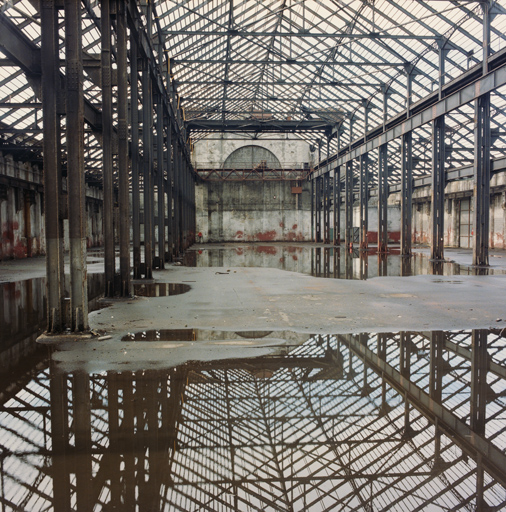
(1, 243, 506, 510)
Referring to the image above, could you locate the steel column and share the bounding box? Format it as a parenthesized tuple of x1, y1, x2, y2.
(156, 94, 165, 269)
(173, 138, 180, 255)
(344, 161, 353, 248)
(130, 35, 141, 279)
(359, 154, 368, 251)
(101, 0, 115, 297)
(323, 173, 330, 244)
(65, 0, 88, 331)
(473, 93, 491, 266)
(41, 0, 64, 333)
(315, 176, 321, 242)
(311, 178, 314, 242)
(117, 1, 130, 296)
(333, 167, 340, 245)
(142, 58, 153, 279)
(166, 124, 173, 261)
(431, 115, 446, 260)
(401, 132, 413, 256)
(378, 144, 388, 253)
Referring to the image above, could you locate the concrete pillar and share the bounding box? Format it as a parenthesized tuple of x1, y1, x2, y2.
(65, 0, 88, 330)
(41, 0, 65, 332)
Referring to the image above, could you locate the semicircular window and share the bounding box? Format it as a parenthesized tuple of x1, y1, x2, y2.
(223, 145, 281, 169)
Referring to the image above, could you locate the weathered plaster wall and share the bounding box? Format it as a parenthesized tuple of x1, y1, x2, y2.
(0, 153, 104, 260)
(193, 134, 313, 169)
(196, 180, 311, 242)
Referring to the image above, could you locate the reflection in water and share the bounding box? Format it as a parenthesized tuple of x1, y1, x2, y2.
(0, 329, 505, 510)
(133, 282, 191, 297)
(186, 245, 505, 280)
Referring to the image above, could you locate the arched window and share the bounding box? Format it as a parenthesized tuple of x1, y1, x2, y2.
(223, 145, 281, 169)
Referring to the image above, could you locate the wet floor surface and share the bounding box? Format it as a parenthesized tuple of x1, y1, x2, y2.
(1, 243, 506, 509)
(0, 329, 505, 510)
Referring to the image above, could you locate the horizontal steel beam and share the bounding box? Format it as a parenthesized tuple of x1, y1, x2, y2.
(186, 119, 333, 132)
(173, 59, 406, 67)
(345, 334, 506, 488)
(163, 30, 435, 40)
(314, 63, 506, 178)
(184, 97, 364, 103)
(176, 81, 384, 87)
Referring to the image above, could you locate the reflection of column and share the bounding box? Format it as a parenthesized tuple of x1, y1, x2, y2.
(377, 334, 389, 416)
(334, 247, 341, 279)
(345, 249, 353, 280)
(430, 331, 445, 473)
(121, 374, 136, 510)
(323, 248, 330, 278)
(73, 371, 93, 511)
(315, 247, 321, 277)
(50, 364, 71, 511)
(359, 333, 370, 396)
(107, 373, 121, 508)
(400, 332, 412, 437)
(401, 255, 412, 277)
(470, 329, 488, 436)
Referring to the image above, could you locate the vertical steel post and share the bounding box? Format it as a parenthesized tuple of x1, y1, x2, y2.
(156, 94, 165, 269)
(345, 161, 353, 248)
(399, 331, 412, 436)
(65, 0, 88, 331)
(333, 167, 340, 245)
(142, 59, 153, 279)
(311, 178, 314, 242)
(117, 1, 130, 295)
(401, 132, 413, 256)
(378, 144, 388, 253)
(166, 122, 173, 261)
(315, 176, 321, 242)
(173, 135, 180, 255)
(323, 172, 330, 244)
(130, 35, 141, 279)
(359, 154, 368, 251)
(41, 0, 65, 333)
(431, 116, 445, 260)
(101, 0, 115, 297)
(473, 3, 491, 267)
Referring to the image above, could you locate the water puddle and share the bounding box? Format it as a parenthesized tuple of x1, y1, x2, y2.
(1, 328, 505, 510)
(185, 244, 506, 279)
(133, 282, 191, 297)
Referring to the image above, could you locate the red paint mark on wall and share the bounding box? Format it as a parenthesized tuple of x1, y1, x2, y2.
(279, 222, 284, 228)
(255, 245, 277, 255)
(292, 255, 298, 261)
(236, 247, 244, 255)
(13, 240, 26, 259)
(236, 230, 244, 239)
(286, 231, 304, 241)
(292, 224, 298, 230)
(256, 230, 277, 241)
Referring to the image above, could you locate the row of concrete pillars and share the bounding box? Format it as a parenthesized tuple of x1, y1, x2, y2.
(41, 1, 195, 334)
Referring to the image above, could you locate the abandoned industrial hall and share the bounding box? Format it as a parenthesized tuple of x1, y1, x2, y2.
(1, 0, 506, 510)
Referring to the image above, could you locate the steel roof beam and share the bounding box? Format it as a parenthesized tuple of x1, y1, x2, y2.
(173, 58, 406, 66)
(186, 119, 332, 133)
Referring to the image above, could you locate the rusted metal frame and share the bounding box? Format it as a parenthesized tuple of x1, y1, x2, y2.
(377, 144, 388, 253)
(142, 57, 154, 279)
(130, 33, 141, 280)
(431, 115, 446, 261)
(117, 1, 130, 296)
(401, 131, 413, 256)
(345, 333, 506, 489)
(473, 92, 491, 267)
(101, 0, 115, 297)
(359, 154, 368, 251)
(65, 0, 88, 331)
(156, 93, 165, 269)
(41, 0, 65, 333)
(344, 161, 353, 248)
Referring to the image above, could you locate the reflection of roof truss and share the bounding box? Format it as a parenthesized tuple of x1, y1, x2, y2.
(1, 330, 506, 510)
